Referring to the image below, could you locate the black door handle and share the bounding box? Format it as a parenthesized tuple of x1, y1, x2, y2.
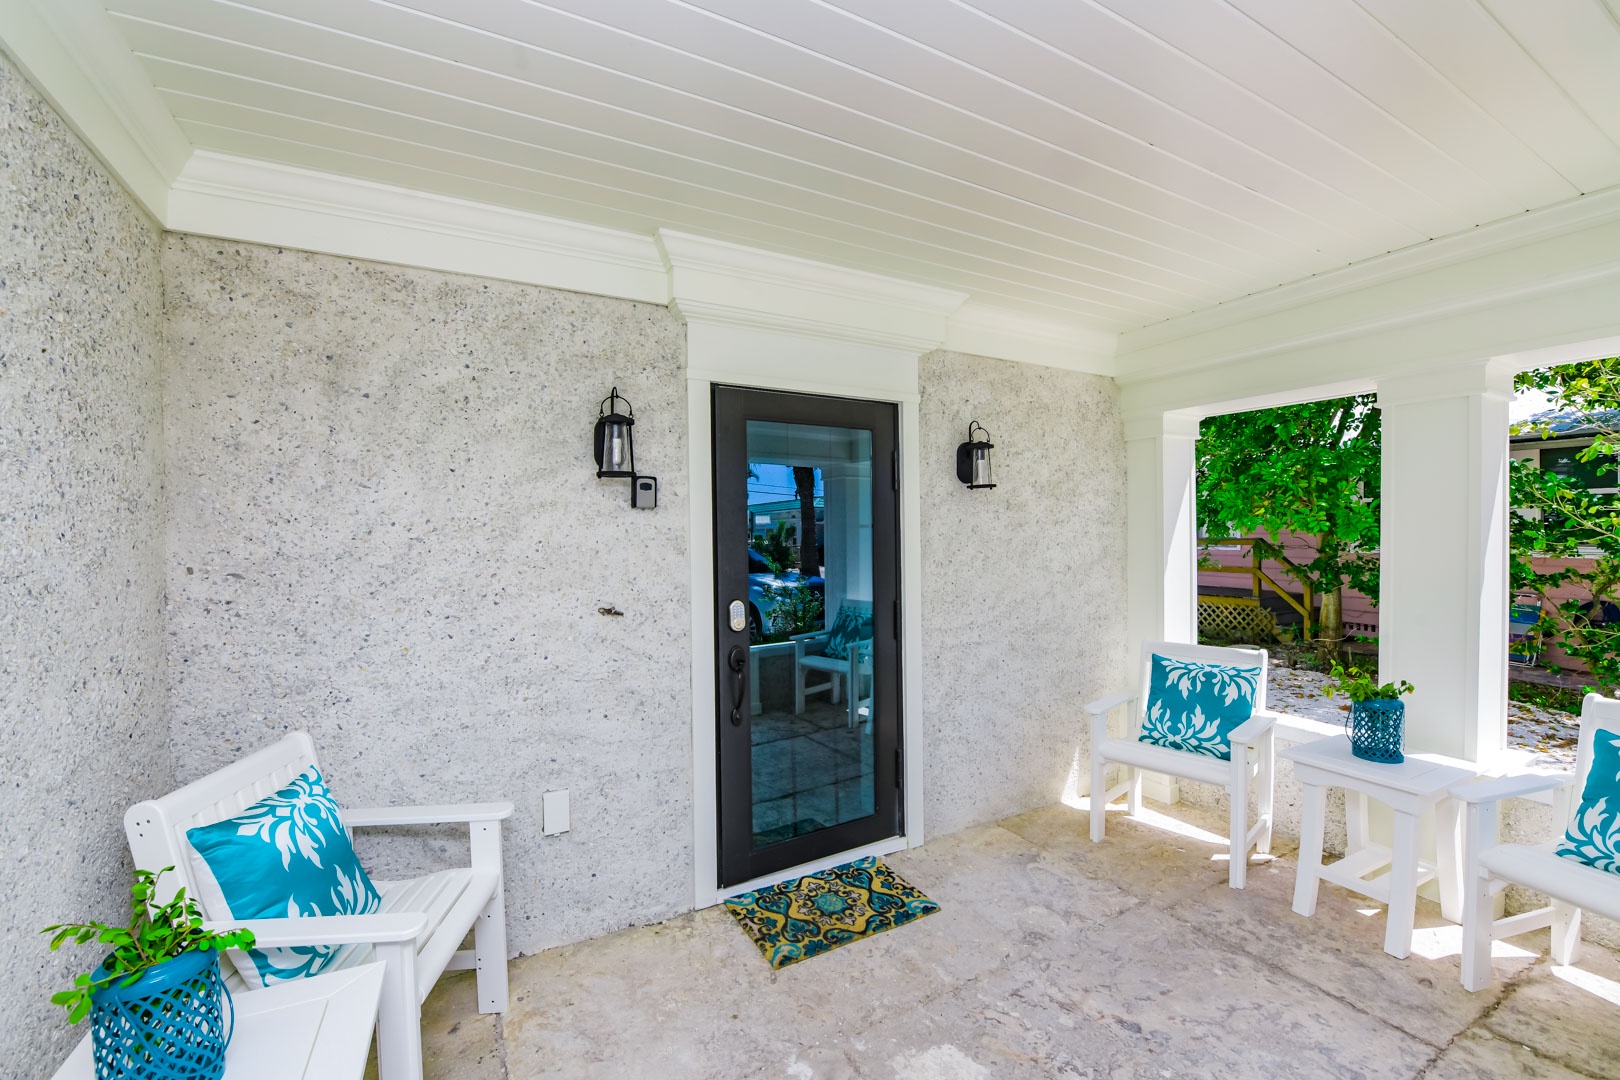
(727, 645, 747, 726)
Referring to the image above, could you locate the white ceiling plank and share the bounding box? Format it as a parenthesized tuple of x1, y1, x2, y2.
(665, 0, 1396, 249)
(154, 79, 1195, 319)
(1222, 0, 1579, 207)
(1479, 0, 1620, 151)
(379, 0, 1328, 260)
(1088, 0, 1508, 233)
(108, 0, 1287, 284)
(169, 115, 1174, 325)
(119, 26, 1240, 310)
(869, 0, 1429, 240)
(1354, 0, 1620, 192)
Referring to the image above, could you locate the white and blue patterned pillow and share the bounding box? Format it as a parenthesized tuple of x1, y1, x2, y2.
(1557, 730, 1620, 875)
(824, 602, 874, 660)
(1138, 653, 1260, 761)
(187, 766, 382, 987)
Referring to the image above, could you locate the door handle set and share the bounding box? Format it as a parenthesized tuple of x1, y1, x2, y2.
(727, 645, 747, 726)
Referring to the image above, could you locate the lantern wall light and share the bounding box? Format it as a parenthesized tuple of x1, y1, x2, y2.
(593, 387, 657, 508)
(955, 420, 996, 490)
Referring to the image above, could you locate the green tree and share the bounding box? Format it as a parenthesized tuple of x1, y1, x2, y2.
(1197, 396, 1382, 655)
(755, 520, 798, 574)
(1510, 359, 1620, 694)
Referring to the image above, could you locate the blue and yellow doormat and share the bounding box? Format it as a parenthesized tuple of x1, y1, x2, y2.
(724, 856, 940, 968)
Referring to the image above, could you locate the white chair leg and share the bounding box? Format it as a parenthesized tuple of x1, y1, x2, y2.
(470, 820, 509, 1014)
(794, 660, 807, 715)
(1126, 766, 1142, 817)
(374, 939, 424, 1080)
(1551, 901, 1584, 967)
(1256, 739, 1275, 856)
(1460, 872, 1496, 992)
(1228, 756, 1250, 890)
(1090, 755, 1108, 843)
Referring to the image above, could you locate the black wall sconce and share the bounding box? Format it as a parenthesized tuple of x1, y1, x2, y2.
(955, 420, 996, 490)
(594, 387, 657, 508)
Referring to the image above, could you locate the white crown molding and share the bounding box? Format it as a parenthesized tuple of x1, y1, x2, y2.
(1119, 183, 1620, 385)
(0, 0, 190, 220)
(944, 301, 1117, 376)
(168, 152, 670, 304)
(658, 229, 967, 354)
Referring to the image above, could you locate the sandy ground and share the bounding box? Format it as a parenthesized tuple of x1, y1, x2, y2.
(1267, 666, 1580, 769)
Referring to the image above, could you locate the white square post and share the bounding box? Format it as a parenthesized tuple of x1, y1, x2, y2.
(1123, 410, 1202, 802)
(1376, 364, 1512, 763)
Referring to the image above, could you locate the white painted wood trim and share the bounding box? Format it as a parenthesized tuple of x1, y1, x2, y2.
(684, 318, 931, 911)
(945, 301, 1117, 377)
(168, 151, 670, 303)
(659, 228, 966, 355)
(0, 0, 189, 220)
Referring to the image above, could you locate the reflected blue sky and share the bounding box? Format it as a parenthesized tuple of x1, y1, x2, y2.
(748, 463, 823, 507)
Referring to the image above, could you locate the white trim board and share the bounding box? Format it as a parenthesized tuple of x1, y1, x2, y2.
(0, 0, 188, 219)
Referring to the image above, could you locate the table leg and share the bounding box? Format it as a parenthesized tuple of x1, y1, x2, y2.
(1436, 797, 1463, 924)
(1385, 810, 1419, 959)
(1293, 782, 1327, 919)
(1346, 788, 1369, 852)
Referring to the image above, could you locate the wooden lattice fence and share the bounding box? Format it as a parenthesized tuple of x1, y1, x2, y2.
(1198, 596, 1277, 643)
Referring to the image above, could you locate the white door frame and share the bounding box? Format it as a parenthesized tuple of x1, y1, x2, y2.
(684, 320, 926, 908)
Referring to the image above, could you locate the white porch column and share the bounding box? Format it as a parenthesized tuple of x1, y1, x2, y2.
(1125, 412, 1201, 652)
(1377, 365, 1512, 762)
(1123, 412, 1201, 804)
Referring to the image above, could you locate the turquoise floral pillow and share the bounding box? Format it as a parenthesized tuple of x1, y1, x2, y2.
(187, 766, 382, 986)
(1138, 654, 1260, 761)
(1557, 729, 1620, 874)
(824, 602, 874, 659)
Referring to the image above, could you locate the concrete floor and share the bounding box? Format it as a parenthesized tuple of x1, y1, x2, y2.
(404, 800, 1620, 1079)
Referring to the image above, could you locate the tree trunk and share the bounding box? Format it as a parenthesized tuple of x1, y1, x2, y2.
(793, 466, 818, 575)
(1317, 587, 1343, 663)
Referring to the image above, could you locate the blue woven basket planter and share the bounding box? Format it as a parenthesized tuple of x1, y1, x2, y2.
(89, 948, 233, 1080)
(1346, 699, 1406, 764)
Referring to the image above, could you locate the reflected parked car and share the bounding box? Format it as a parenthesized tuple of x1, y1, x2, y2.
(747, 547, 824, 640)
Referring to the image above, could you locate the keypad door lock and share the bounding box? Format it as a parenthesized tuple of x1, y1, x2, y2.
(727, 599, 746, 633)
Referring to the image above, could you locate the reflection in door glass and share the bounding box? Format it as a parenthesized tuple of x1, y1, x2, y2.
(745, 420, 876, 850)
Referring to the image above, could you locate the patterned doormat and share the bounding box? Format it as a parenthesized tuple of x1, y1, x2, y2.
(724, 856, 940, 969)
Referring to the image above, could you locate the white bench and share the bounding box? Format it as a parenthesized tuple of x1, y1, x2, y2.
(124, 732, 512, 1080)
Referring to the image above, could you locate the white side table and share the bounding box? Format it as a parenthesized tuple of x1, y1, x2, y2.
(52, 961, 385, 1080)
(1283, 735, 1478, 959)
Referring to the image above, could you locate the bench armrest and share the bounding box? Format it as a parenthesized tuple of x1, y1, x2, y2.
(344, 802, 514, 827)
(204, 911, 427, 947)
(1083, 689, 1137, 717)
(1228, 710, 1279, 748)
(1451, 772, 1573, 806)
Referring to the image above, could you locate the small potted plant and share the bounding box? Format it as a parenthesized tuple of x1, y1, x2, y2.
(44, 867, 254, 1080)
(1324, 663, 1416, 763)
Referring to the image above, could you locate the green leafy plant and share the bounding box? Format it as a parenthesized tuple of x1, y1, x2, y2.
(763, 581, 825, 640)
(1323, 663, 1414, 704)
(43, 867, 255, 1024)
(754, 521, 798, 575)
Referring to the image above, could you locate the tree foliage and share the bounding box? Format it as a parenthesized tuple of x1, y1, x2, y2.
(1197, 396, 1382, 649)
(1510, 359, 1620, 693)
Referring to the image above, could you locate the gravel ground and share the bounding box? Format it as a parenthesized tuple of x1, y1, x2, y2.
(1266, 666, 1579, 769)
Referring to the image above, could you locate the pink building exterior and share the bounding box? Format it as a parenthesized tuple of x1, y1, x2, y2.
(1198, 534, 1596, 672)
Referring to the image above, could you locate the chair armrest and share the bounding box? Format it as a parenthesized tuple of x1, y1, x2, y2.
(1083, 689, 1137, 716)
(789, 629, 831, 643)
(204, 911, 427, 947)
(1451, 772, 1573, 806)
(345, 802, 514, 827)
(1228, 710, 1279, 748)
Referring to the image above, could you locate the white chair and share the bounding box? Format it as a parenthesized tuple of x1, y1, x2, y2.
(1457, 693, 1620, 991)
(1084, 641, 1277, 888)
(793, 599, 873, 726)
(124, 732, 512, 1080)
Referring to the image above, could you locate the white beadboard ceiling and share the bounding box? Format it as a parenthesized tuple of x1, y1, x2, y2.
(95, 0, 1620, 333)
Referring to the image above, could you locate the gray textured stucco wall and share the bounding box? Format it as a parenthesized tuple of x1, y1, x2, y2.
(0, 53, 170, 1071)
(918, 350, 1127, 836)
(161, 236, 692, 954)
